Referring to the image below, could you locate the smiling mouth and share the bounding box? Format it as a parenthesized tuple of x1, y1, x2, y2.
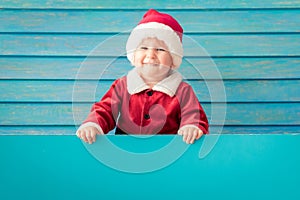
(142, 63, 160, 67)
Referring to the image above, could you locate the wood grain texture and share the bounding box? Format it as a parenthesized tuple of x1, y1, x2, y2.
(0, 103, 299, 125)
(1, 0, 300, 9)
(1, 57, 299, 80)
(2, 34, 300, 57)
(0, 80, 299, 102)
(1, 1, 299, 135)
(1, 10, 300, 33)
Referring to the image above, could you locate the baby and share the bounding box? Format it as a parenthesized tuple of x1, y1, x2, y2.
(76, 9, 209, 144)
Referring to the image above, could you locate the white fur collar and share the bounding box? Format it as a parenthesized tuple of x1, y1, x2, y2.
(127, 68, 182, 97)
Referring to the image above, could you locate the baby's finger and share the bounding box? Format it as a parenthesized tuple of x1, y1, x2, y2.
(86, 130, 94, 144)
(182, 129, 192, 144)
(188, 129, 198, 144)
(191, 130, 199, 144)
(178, 129, 183, 135)
(91, 130, 97, 143)
(196, 130, 203, 140)
(81, 130, 89, 143)
(182, 131, 189, 143)
(76, 130, 81, 138)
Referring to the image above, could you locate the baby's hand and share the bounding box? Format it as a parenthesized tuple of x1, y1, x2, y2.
(178, 126, 203, 144)
(76, 126, 101, 144)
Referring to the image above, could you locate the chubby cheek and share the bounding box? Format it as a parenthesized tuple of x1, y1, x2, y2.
(132, 52, 143, 67)
(162, 59, 173, 68)
(162, 53, 173, 68)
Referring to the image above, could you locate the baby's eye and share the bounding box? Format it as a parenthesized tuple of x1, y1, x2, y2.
(139, 46, 148, 50)
(156, 48, 166, 52)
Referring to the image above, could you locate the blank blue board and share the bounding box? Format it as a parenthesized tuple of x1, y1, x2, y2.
(0, 134, 300, 200)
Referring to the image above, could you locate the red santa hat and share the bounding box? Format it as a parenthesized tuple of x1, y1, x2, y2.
(126, 9, 184, 68)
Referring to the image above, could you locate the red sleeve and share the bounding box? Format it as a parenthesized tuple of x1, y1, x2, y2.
(83, 79, 123, 134)
(178, 83, 209, 134)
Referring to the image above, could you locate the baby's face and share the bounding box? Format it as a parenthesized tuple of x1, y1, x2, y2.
(133, 37, 173, 83)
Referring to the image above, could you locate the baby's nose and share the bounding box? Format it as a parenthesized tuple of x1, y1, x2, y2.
(146, 48, 156, 58)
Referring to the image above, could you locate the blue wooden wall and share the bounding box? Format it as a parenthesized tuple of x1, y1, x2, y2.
(1, 0, 300, 134)
(0, 1, 300, 199)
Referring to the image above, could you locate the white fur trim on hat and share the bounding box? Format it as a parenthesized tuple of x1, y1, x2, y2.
(126, 22, 183, 68)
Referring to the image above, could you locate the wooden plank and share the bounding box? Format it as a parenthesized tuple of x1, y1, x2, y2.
(1, 0, 300, 9)
(0, 103, 299, 125)
(0, 135, 300, 200)
(0, 80, 299, 102)
(2, 34, 300, 57)
(1, 125, 299, 135)
(1, 57, 299, 80)
(1, 10, 300, 33)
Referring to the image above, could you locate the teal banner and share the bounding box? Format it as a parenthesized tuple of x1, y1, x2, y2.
(1, 134, 299, 200)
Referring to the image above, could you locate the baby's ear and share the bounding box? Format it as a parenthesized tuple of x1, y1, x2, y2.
(168, 58, 175, 69)
(130, 55, 135, 66)
(170, 52, 182, 69)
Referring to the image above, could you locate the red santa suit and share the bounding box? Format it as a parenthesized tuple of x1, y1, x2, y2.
(79, 68, 209, 135)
